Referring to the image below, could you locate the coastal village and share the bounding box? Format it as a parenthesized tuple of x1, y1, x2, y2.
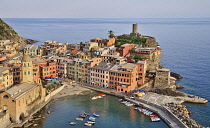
(0, 20, 208, 128)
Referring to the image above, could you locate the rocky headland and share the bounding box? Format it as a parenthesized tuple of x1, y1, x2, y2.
(0, 18, 37, 45)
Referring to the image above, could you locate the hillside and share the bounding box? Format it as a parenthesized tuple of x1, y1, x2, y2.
(0, 18, 37, 45)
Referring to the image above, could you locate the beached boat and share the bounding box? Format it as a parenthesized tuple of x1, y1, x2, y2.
(93, 113, 100, 117)
(96, 93, 106, 96)
(84, 122, 92, 127)
(87, 121, 95, 124)
(76, 118, 84, 121)
(150, 116, 161, 122)
(69, 122, 76, 125)
(91, 96, 98, 100)
(88, 116, 96, 121)
(96, 96, 103, 99)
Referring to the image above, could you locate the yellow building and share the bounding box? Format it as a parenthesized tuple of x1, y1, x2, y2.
(0, 67, 13, 90)
(21, 53, 33, 83)
(0, 53, 46, 124)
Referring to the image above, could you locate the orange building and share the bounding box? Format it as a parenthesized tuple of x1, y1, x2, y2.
(109, 63, 138, 93)
(47, 61, 57, 77)
(90, 38, 115, 47)
(137, 60, 147, 85)
(32, 57, 57, 81)
(106, 38, 115, 46)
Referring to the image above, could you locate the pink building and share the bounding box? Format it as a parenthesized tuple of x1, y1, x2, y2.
(55, 57, 69, 78)
(89, 62, 114, 88)
(116, 43, 135, 57)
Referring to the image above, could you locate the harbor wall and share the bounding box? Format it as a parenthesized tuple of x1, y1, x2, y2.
(124, 97, 188, 128)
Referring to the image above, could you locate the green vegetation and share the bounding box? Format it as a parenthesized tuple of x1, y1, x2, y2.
(134, 55, 145, 61)
(0, 18, 24, 43)
(130, 48, 136, 52)
(115, 37, 147, 47)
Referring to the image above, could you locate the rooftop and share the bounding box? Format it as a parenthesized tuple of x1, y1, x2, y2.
(5, 82, 38, 99)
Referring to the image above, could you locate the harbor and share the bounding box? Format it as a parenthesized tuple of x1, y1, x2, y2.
(33, 91, 169, 128)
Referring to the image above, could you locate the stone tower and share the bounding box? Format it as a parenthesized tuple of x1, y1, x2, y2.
(130, 24, 141, 37)
(132, 24, 138, 34)
(21, 53, 33, 83)
(154, 69, 170, 88)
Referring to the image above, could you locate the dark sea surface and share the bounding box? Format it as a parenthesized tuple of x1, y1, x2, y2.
(3, 18, 210, 127)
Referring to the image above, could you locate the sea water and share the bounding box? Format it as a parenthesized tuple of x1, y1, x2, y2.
(3, 18, 210, 127)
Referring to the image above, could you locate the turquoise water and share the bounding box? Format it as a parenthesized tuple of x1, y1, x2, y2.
(3, 18, 210, 127)
(35, 93, 168, 128)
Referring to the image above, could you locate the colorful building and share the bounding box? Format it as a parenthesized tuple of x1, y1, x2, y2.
(89, 62, 113, 88)
(116, 43, 135, 57)
(109, 63, 138, 93)
(131, 47, 161, 70)
(0, 67, 13, 90)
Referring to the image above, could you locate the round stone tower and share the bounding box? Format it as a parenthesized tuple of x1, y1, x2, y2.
(132, 24, 138, 34)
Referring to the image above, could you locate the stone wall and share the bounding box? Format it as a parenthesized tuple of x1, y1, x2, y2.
(154, 69, 170, 88)
(0, 111, 10, 128)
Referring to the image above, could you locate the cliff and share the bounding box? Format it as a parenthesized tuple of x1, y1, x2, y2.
(0, 18, 37, 45)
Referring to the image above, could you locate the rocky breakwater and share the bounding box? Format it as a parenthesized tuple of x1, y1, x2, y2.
(165, 103, 206, 128)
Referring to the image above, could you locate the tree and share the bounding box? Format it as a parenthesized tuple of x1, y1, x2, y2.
(108, 30, 115, 38)
(115, 41, 121, 47)
(134, 55, 145, 61)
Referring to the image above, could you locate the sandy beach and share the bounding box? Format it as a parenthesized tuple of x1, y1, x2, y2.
(52, 82, 94, 99)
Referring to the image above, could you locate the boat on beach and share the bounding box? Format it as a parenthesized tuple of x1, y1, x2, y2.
(96, 93, 106, 96)
(91, 96, 98, 100)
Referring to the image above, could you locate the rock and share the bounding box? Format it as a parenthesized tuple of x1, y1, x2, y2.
(176, 84, 184, 89)
(24, 123, 33, 128)
(47, 111, 51, 114)
(171, 72, 183, 79)
(33, 124, 38, 127)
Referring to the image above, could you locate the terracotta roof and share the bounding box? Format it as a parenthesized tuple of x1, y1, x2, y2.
(71, 50, 80, 54)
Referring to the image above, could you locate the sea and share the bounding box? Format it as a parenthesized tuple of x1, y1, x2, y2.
(2, 18, 210, 127)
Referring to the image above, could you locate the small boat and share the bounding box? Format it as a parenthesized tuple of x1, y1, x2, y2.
(134, 107, 141, 110)
(91, 96, 98, 100)
(149, 114, 157, 117)
(96, 93, 106, 96)
(93, 113, 100, 117)
(69, 122, 76, 125)
(96, 96, 103, 99)
(84, 122, 92, 127)
(87, 121, 95, 124)
(76, 118, 84, 121)
(84, 113, 90, 116)
(150, 116, 161, 122)
(88, 116, 96, 121)
(80, 114, 87, 118)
